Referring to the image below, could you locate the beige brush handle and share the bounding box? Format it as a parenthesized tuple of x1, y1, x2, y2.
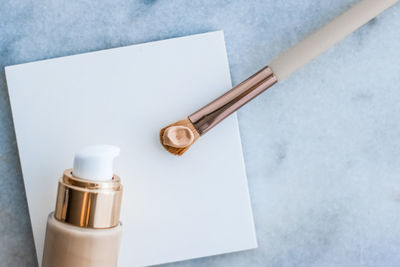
(189, 0, 398, 136)
(269, 0, 399, 81)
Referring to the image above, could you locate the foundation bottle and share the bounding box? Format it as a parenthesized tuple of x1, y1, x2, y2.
(42, 145, 123, 267)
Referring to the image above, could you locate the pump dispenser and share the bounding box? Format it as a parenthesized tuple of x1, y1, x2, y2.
(72, 145, 120, 181)
(42, 145, 123, 267)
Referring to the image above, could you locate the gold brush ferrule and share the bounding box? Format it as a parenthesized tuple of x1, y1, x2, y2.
(188, 66, 277, 135)
(54, 169, 123, 229)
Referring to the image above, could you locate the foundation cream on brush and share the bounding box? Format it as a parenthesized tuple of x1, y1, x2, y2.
(162, 125, 195, 148)
(42, 145, 123, 267)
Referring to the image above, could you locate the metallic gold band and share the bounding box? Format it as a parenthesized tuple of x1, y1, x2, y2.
(54, 169, 123, 229)
(189, 66, 277, 135)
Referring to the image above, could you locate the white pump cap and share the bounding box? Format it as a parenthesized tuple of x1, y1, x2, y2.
(72, 145, 120, 181)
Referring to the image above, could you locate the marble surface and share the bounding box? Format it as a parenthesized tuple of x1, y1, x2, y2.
(0, 0, 399, 266)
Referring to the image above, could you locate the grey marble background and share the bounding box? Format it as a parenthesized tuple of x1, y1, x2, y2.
(1, 0, 400, 266)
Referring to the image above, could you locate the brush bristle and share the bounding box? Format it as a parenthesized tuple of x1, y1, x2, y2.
(160, 118, 200, 156)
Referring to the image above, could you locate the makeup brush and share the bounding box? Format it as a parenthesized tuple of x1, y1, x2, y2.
(160, 0, 399, 156)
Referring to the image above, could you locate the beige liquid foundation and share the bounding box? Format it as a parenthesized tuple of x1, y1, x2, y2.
(42, 145, 123, 267)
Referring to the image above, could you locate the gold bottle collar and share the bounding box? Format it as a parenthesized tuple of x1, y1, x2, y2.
(54, 169, 123, 229)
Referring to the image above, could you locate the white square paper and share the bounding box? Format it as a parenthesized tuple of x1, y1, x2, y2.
(5, 31, 257, 266)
